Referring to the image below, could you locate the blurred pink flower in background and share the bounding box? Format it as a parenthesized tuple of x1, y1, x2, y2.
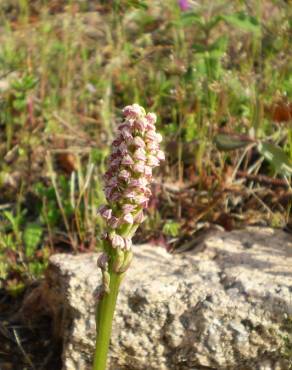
(178, 0, 190, 11)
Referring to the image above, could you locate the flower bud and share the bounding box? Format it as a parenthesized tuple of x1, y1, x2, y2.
(119, 250, 133, 272)
(97, 253, 108, 270)
(124, 238, 132, 250)
(112, 249, 125, 273)
(102, 270, 111, 293)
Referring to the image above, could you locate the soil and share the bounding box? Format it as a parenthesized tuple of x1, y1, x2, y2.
(0, 289, 62, 370)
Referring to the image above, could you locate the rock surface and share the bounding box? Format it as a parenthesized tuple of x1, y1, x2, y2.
(45, 227, 292, 370)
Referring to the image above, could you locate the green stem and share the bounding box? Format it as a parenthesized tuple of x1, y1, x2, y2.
(93, 271, 123, 370)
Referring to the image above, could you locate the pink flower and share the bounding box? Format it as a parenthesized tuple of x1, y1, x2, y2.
(122, 204, 136, 213)
(123, 104, 145, 118)
(178, 0, 190, 11)
(121, 154, 134, 165)
(98, 205, 112, 219)
(155, 133, 163, 143)
(135, 195, 148, 206)
(147, 155, 160, 167)
(123, 213, 134, 224)
(108, 176, 118, 187)
(133, 136, 146, 148)
(146, 141, 159, 151)
(144, 166, 152, 177)
(124, 190, 138, 200)
(133, 148, 147, 161)
(109, 216, 119, 229)
(117, 142, 128, 154)
(104, 187, 114, 199)
(109, 232, 125, 249)
(112, 136, 123, 147)
(133, 162, 145, 173)
(119, 169, 131, 181)
(134, 118, 147, 131)
(109, 192, 120, 202)
(157, 150, 165, 161)
(144, 188, 152, 197)
(135, 210, 145, 224)
(110, 158, 122, 167)
(146, 123, 156, 131)
(121, 127, 133, 142)
(118, 123, 132, 131)
(145, 130, 157, 141)
(129, 177, 148, 188)
(100, 207, 112, 220)
(146, 112, 157, 125)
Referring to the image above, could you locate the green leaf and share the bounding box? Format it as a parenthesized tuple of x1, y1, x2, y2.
(23, 223, 43, 257)
(6, 281, 25, 296)
(257, 142, 292, 177)
(222, 12, 261, 35)
(163, 220, 180, 237)
(126, 0, 148, 9)
(28, 261, 46, 277)
(214, 134, 251, 151)
(179, 12, 203, 27)
(204, 15, 222, 32)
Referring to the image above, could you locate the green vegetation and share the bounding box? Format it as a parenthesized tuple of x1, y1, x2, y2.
(0, 0, 291, 293)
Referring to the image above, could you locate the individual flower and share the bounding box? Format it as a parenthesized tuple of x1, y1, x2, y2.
(133, 148, 147, 162)
(123, 213, 134, 224)
(109, 232, 125, 249)
(121, 154, 134, 166)
(133, 162, 145, 174)
(133, 136, 146, 148)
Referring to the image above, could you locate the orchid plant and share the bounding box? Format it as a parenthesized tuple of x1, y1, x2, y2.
(93, 104, 165, 370)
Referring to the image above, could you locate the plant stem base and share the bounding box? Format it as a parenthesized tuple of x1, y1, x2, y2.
(93, 272, 123, 370)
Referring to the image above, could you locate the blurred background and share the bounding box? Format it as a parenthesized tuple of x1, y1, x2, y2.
(0, 0, 291, 295)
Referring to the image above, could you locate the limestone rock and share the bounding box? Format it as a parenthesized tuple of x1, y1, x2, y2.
(46, 227, 292, 370)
